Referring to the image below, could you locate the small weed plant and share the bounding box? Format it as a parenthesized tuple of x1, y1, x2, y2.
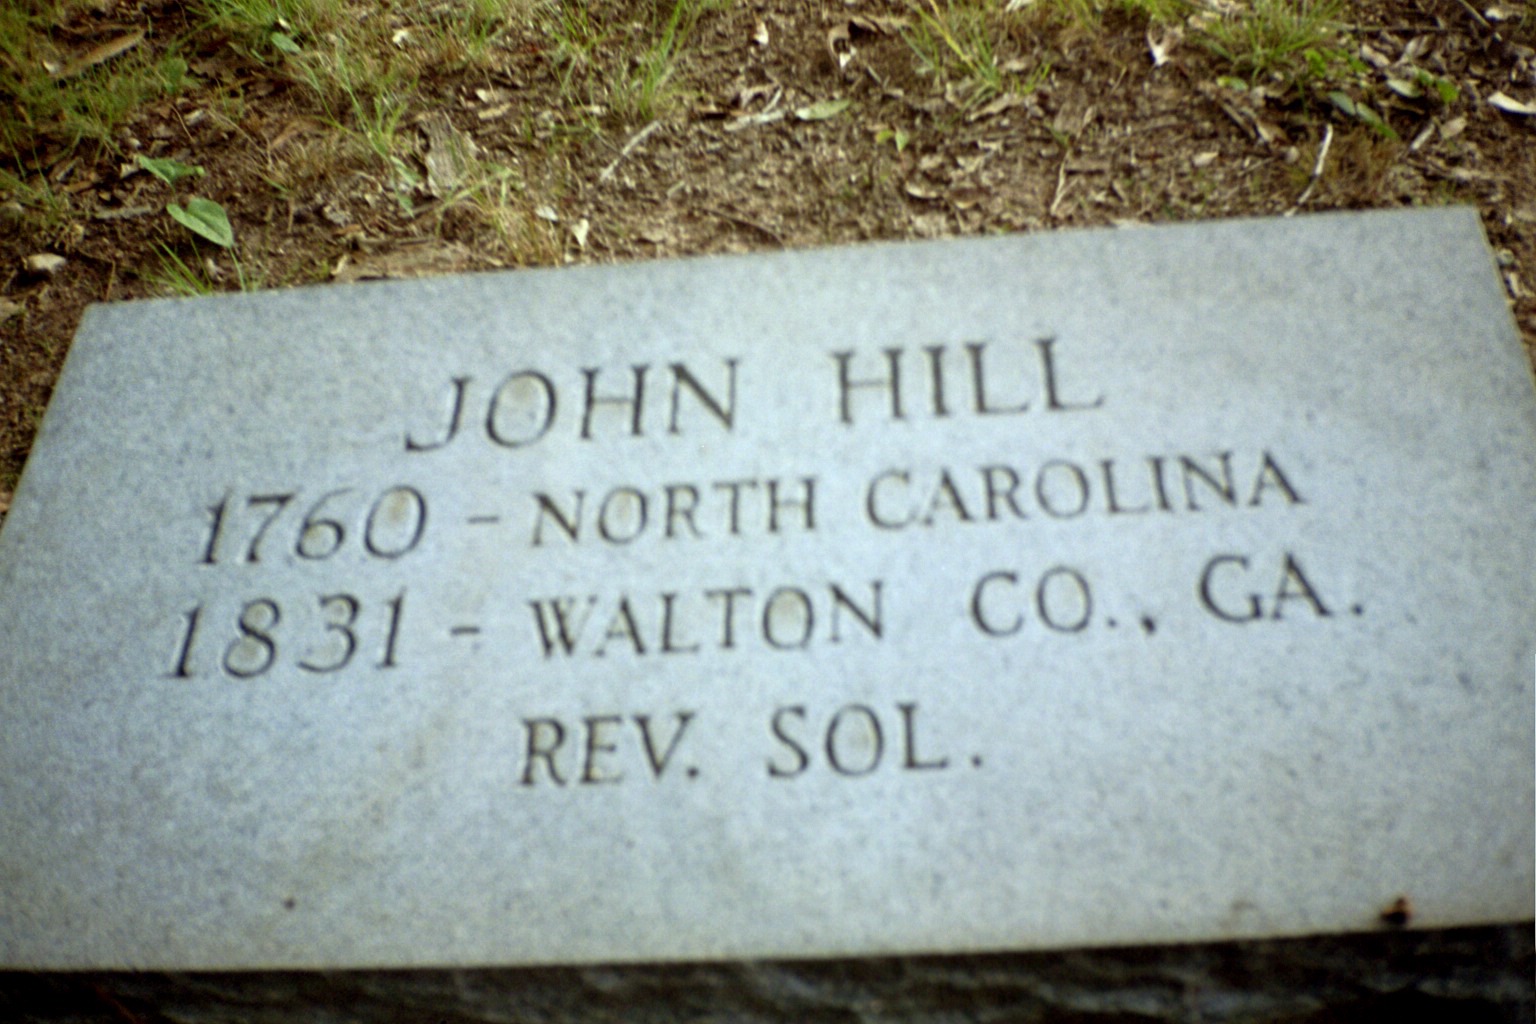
(1198, 0, 1345, 85)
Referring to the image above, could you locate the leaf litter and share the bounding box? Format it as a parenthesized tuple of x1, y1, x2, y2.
(1, 0, 1534, 497)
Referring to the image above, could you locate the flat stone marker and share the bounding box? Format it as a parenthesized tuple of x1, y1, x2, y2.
(1, 207, 1532, 971)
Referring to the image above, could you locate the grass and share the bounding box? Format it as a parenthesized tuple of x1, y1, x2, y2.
(1198, 0, 1346, 85)
(540, 0, 726, 122)
(905, 0, 1009, 104)
(0, 0, 1506, 263)
(900, 0, 1069, 110)
(0, 6, 192, 164)
(1043, 0, 1190, 29)
(144, 244, 220, 297)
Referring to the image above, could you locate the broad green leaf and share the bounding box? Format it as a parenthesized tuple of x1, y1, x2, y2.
(1329, 92, 1397, 140)
(1353, 103, 1398, 139)
(135, 155, 205, 185)
(795, 98, 852, 121)
(270, 31, 301, 54)
(167, 198, 235, 248)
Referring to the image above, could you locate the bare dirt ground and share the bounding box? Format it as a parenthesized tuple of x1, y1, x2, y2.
(2, 0, 1534, 507)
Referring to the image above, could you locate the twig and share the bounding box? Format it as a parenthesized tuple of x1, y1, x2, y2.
(703, 206, 784, 246)
(1286, 123, 1333, 216)
(1048, 155, 1072, 219)
(599, 121, 663, 184)
(1449, 0, 1492, 32)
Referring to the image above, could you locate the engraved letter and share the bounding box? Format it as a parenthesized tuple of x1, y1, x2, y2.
(581, 365, 648, 439)
(768, 705, 810, 778)
(970, 571, 1023, 636)
(668, 360, 738, 434)
(635, 712, 695, 779)
(1273, 553, 1331, 619)
(487, 371, 557, 448)
(581, 715, 625, 784)
(865, 469, 914, 530)
(899, 703, 949, 771)
(521, 718, 567, 786)
(833, 348, 904, 425)
(1037, 337, 1104, 412)
(405, 375, 469, 452)
(1198, 554, 1263, 623)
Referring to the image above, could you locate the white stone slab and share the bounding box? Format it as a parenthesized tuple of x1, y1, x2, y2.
(1, 207, 1532, 970)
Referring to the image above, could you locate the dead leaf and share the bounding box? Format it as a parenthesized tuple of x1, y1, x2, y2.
(91, 205, 155, 221)
(826, 23, 853, 69)
(849, 14, 908, 34)
(1441, 115, 1467, 139)
(56, 28, 144, 79)
(1358, 43, 1391, 69)
(1051, 99, 1096, 136)
(332, 241, 474, 283)
(795, 98, 852, 121)
(910, 211, 949, 237)
(752, 18, 769, 46)
(24, 253, 65, 275)
(0, 300, 21, 325)
(724, 109, 786, 132)
(967, 93, 1024, 122)
(419, 112, 479, 197)
(948, 186, 988, 210)
(1191, 150, 1218, 168)
(733, 83, 779, 109)
(1400, 35, 1433, 64)
(904, 181, 942, 200)
(1252, 119, 1284, 145)
(1146, 27, 1180, 67)
(1488, 91, 1536, 115)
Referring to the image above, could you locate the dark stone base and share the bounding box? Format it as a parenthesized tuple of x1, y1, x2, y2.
(4, 924, 1531, 1023)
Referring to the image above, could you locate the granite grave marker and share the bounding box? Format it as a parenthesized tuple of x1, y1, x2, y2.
(1, 206, 1532, 970)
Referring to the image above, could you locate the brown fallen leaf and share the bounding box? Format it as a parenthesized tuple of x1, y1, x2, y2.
(849, 14, 908, 35)
(948, 186, 988, 210)
(420, 112, 479, 198)
(331, 241, 474, 283)
(966, 92, 1026, 123)
(55, 28, 145, 79)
